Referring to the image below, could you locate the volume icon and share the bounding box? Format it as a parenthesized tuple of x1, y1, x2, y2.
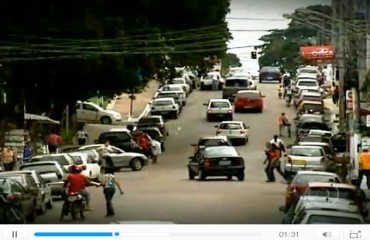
(322, 232, 331, 238)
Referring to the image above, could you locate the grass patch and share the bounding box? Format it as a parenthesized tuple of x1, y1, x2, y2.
(87, 96, 110, 109)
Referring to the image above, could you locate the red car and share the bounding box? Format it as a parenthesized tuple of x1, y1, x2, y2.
(234, 90, 265, 113)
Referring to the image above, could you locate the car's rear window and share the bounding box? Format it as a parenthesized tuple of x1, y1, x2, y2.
(306, 187, 356, 201)
(198, 138, 226, 146)
(302, 103, 323, 111)
(260, 67, 280, 73)
(210, 102, 230, 108)
(32, 156, 68, 165)
(307, 215, 361, 224)
(219, 123, 242, 129)
(203, 147, 238, 158)
(298, 81, 318, 87)
(99, 132, 130, 142)
(153, 100, 173, 106)
(139, 117, 160, 124)
(225, 79, 249, 87)
(290, 148, 323, 157)
(237, 92, 260, 99)
(300, 69, 318, 74)
(157, 93, 178, 99)
(294, 174, 339, 185)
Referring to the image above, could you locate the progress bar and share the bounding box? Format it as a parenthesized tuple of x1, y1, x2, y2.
(34, 232, 120, 237)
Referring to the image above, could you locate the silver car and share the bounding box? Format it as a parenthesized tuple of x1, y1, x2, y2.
(215, 121, 250, 145)
(204, 99, 233, 121)
(283, 145, 328, 177)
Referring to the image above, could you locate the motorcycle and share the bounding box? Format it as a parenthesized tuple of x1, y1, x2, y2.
(0, 183, 26, 224)
(285, 88, 292, 107)
(60, 192, 86, 220)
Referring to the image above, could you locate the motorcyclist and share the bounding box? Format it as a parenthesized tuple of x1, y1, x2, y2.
(283, 75, 291, 88)
(62, 165, 92, 214)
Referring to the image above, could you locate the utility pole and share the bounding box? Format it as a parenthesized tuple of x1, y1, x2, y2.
(337, 0, 346, 132)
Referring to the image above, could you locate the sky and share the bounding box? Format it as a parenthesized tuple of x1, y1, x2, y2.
(227, 0, 331, 69)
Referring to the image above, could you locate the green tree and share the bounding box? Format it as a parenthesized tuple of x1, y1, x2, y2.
(258, 5, 332, 72)
(222, 53, 242, 68)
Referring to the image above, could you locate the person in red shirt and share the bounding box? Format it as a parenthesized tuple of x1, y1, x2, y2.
(61, 165, 91, 216)
(265, 144, 282, 182)
(138, 133, 152, 157)
(47, 131, 62, 153)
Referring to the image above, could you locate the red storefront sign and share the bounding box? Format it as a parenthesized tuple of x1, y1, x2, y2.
(300, 45, 336, 61)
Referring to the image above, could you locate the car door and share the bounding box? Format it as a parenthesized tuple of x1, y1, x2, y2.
(12, 180, 33, 216)
(189, 150, 201, 174)
(81, 103, 99, 122)
(108, 146, 131, 168)
(86, 156, 99, 178)
(331, 132, 347, 152)
(25, 175, 40, 208)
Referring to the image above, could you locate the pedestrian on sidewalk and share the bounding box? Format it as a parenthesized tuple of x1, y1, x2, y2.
(47, 130, 62, 153)
(75, 124, 88, 145)
(332, 83, 339, 105)
(151, 139, 162, 164)
(100, 168, 124, 217)
(1, 146, 17, 171)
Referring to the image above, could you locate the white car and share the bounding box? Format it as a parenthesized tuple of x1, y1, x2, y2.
(204, 99, 233, 121)
(154, 91, 184, 110)
(68, 152, 101, 180)
(75, 101, 122, 124)
(158, 84, 186, 96)
(150, 97, 180, 119)
(155, 88, 186, 106)
(79, 144, 148, 171)
(200, 71, 224, 90)
(296, 74, 317, 81)
(308, 129, 333, 137)
(232, 73, 257, 90)
(295, 79, 319, 93)
(215, 121, 250, 145)
(167, 78, 190, 94)
(297, 67, 320, 76)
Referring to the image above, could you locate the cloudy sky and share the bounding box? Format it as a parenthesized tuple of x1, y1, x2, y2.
(227, 0, 331, 68)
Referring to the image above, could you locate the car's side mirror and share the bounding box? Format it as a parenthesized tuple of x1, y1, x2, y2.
(245, 126, 250, 129)
(214, 125, 219, 128)
(190, 144, 196, 147)
(279, 206, 287, 213)
(149, 100, 153, 104)
(188, 156, 194, 160)
(203, 103, 208, 106)
(261, 95, 266, 98)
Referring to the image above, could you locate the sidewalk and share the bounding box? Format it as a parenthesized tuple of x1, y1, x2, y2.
(111, 80, 159, 119)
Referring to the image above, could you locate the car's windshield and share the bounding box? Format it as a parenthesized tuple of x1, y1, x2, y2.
(219, 123, 242, 129)
(294, 174, 339, 185)
(290, 148, 323, 157)
(70, 156, 83, 165)
(261, 67, 280, 72)
(157, 93, 178, 99)
(301, 122, 328, 130)
(20, 164, 59, 173)
(198, 138, 228, 146)
(153, 100, 173, 106)
(203, 147, 238, 158)
(171, 79, 184, 85)
(298, 81, 318, 87)
(225, 79, 249, 87)
(306, 187, 356, 201)
(139, 118, 160, 124)
(32, 155, 69, 165)
(210, 102, 230, 108)
(302, 104, 323, 112)
(237, 92, 260, 99)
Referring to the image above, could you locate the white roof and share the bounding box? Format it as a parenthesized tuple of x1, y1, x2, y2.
(153, 97, 174, 102)
(291, 145, 323, 149)
(109, 128, 129, 132)
(296, 171, 338, 177)
(298, 142, 329, 146)
(297, 78, 317, 82)
(237, 90, 259, 94)
(302, 92, 321, 96)
(209, 99, 230, 103)
(220, 121, 243, 124)
(24, 113, 60, 124)
(308, 182, 356, 189)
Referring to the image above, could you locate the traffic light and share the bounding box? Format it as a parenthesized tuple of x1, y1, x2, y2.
(251, 51, 257, 59)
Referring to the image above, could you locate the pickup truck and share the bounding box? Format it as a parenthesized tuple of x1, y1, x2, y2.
(76, 101, 122, 124)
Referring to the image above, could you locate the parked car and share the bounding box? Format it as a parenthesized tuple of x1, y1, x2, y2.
(188, 146, 245, 181)
(166, 78, 191, 95)
(149, 97, 180, 119)
(75, 100, 122, 124)
(204, 99, 233, 121)
(200, 71, 224, 90)
(68, 152, 101, 180)
(95, 129, 133, 152)
(0, 178, 37, 223)
(29, 153, 75, 171)
(19, 161, 67, 197)
(137, 115, 168, 136)
(234, 90, 265, 113)
(0, 174, 38, 222)
(154, 91, 183, 111)
(79, 144, 148, 171)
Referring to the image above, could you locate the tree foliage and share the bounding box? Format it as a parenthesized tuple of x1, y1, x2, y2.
(0, 0, 231, 119)
(258, 5, 332, 72)
(222, 53, 242, 68)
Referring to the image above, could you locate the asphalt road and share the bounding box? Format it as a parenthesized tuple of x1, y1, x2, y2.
(36, 83, 297, 224)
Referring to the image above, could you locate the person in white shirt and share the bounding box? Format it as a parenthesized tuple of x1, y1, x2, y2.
(151, 139, 162, 164)
(76, 127, 88, 145)
(269, 134, 285, 152)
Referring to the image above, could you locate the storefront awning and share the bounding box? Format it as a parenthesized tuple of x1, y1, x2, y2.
(24, 113, 60, 124)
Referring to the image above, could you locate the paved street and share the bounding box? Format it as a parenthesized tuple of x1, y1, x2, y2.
(36, 83, 297, 224)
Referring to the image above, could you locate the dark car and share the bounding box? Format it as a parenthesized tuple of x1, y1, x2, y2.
(296, 119, 330, 138)
(19, 161, 67, 197)
(0, 171, 52, 215)
(95, 129, 133, 152)
(191, 136, 232, 156)
(137, 116, 168, 136)
(0, 175, 38, 223)
(187, 146, 245, 181)
(134, 127, 166, 152)
(259, 66, 282, 83)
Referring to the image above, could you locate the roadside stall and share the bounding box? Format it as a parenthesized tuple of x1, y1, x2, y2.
(24, 113, 60, 155)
